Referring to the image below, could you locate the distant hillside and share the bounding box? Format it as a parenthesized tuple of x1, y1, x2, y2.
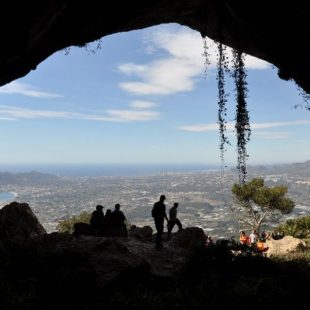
(247, 160, 310, 176)
(0, 171, 60, 185)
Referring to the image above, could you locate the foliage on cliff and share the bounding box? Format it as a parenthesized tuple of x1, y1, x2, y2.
(56, 211, 91, 233)
(276, 216, 310, 239)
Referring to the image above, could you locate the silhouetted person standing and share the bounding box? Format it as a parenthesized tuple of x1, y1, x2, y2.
(111, 203, 127, 237)
(152, 195, 169, 247)
(167, 202, 182, 239)
(90, 205, 105, 236)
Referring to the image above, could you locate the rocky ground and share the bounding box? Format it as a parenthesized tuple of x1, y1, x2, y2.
(1, 201, 310, 310)
(0, 202, 206, 309)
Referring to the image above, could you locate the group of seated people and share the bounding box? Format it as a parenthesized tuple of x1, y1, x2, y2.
(239, 230, 270, 254)
(88, 203, 128, 237)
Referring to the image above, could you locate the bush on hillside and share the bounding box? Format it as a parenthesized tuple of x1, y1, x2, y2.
(56, 211, 91, 233)
(275, 216, 310, 239)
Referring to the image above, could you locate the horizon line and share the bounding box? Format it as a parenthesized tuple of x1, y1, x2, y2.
(0, 160, 308, 166)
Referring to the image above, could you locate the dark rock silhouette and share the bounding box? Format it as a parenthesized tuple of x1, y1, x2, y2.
(171, 227, 206, 250)
(1, 202, 310, 309)
(1, 2, 310, 94)
(0, 201, 46, 242)
(129, 225, 153, 242)
(0, 202, 194, 308)
(73, 222, 94, 238)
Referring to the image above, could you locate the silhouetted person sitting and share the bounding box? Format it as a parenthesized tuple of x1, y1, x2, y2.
(206, 235, 213, 247)
(239, 231, 249, 245)
(152, 195, 169, 247)
(111, 203, 127, 237)
(167, 202, 183, 239)
(103, 209, 113, 236)
(256, 237, 269, 256)
(90, 205, 105, 236)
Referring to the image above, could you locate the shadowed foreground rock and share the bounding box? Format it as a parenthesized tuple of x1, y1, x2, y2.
(1, 202, 310, 309)
(171, 227, 206, 250)
(0, 201, 46, 242)
(0, 202, 205, 309)
(129, 225, 153, 242)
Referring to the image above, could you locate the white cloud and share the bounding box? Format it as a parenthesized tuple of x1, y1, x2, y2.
(129, 100, 157, 109)
(244, 55, 270, 70)
(178, 123, 219, 132)
(86, 110, 160, 122)
(0, 105, 159, 123)
(253, 131, 293, 140)
(118, 25, 270, 96)
(0, 105, 77, 119)
(0, 105, 80, 119)
(0, 81, 62, 98)
(0, 116, 17, 121)
(251, 120, 310, 129)
(147, 27, 270, 70)
(119, 57, 201, 95)
(177, 120, 310, 132)
(118, 63, 147, 75)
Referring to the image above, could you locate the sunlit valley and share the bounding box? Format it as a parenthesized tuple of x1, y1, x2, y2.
(1, 161, 310, 237)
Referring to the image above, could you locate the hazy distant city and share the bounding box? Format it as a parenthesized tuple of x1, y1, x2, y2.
(1, 162, 310, 238)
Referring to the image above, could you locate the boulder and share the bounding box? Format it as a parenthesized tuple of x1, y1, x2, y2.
(31, 231, 73, 248)
(171, 227, 206, 250)
(129, 225, 153, 242)
(73, 222, 94, 238)
(64, 236, 186, 288)
(0, 201, 46, 242)
(266, 235, 306, 257)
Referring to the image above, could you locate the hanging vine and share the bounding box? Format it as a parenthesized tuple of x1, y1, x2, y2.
(232, 49, 251, 184)
(203, 37, 211, 77)
(216, 42, 230, 164)
(204, 37, 252, 184)
(296, 86, 310, 111)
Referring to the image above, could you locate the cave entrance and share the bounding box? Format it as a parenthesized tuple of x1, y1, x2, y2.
(0, 23, 308, 233)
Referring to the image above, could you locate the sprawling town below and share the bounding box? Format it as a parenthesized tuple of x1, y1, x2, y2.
(1, 161, 310, 239)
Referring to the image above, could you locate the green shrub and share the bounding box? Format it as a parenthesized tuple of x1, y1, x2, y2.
(56, 211, 91, 233)
(276, 216, 310, 239)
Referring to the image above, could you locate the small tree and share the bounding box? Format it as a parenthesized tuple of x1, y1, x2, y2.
(57, 211, 91, 233)
(232, 178, 295, 233)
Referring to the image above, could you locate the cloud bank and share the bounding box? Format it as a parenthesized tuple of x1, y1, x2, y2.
(118, 26, 270, 96)
(0, 105, 160, 122)
(0, 81, 62, 98)
(177, 120, 310, 140)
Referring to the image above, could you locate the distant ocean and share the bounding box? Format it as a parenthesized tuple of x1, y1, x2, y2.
(0, 192, 16, 202)
(0, 163, 220, 177)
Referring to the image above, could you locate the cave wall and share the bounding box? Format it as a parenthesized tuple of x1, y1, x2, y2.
(1, 0, 310, 93)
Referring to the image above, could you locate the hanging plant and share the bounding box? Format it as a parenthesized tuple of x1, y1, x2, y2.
(203, 37, 211, 77)
(232, 49, 251, 184)
(204, 38, 252, 184)
(216, 42, 230, 163)
(296, 86, 310, 111)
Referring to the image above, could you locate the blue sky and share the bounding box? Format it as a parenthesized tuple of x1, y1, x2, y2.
(0, 23, 309, 166)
